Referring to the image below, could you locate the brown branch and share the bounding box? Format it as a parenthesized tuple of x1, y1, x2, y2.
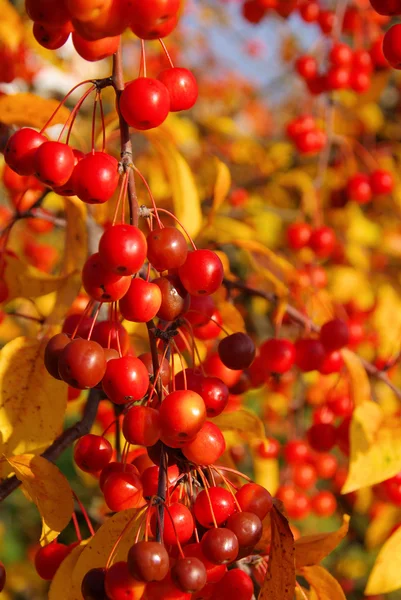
(0, 388, 102, 503)
(223, 278, 401, 400)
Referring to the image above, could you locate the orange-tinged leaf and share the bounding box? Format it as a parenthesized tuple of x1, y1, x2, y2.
(301, 565, 346, 600)
(259, 505, 295, 600)
(71, 509, 142, 596)
(217, 301, 246, 334)
(295, 515, 350, 569)
(0, 93, 70, 128)
(341, 348, 371, 407)
(341, 401, 401, 493)
(212, 408, 265, 441)
(365, 524, 401, 595)
(365, 505, 401, 550)
(49, 542, 87, 600)
(207, 158, 231, 225)
(7, 454, 73, 545)
(0, 337, 67, 475)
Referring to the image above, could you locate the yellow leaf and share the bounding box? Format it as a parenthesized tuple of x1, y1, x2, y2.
(211, 408, 265, 440)
(207, 158, 231, 226)
(0, 93, 70, 129)
(49, 542, 87, 600)
(301, 565, 346, 600)
(205, 215, 255, 244)
(341, 348, 371, 407)
(0, 337, 67, 474)
(342, 401, 401, 493)
(365, 505, 401, 550)
(253, 454, 279, 496)
(7, 455, 73, 545)
(0, 0, 24, 51)
(71, 509, 142, 596)
(4, 255, 73, 303)
(217, 301, 246, 334)
(365, 525, 401, 595)
(276, 170, 318, 218)
(259, 505, 295, 600)
(147, 131, 202, 238)
(295, 515, 350, 569)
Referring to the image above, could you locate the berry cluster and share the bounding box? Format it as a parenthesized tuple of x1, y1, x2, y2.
(286, 115, 327, 155)
(346, 170, 394, 204)
(286, 222, 336, 259)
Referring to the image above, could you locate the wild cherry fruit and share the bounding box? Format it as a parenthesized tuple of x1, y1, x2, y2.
(58, 338, 107, 389)
(159, 389, 206, 446)
(33, 22, 71, 50)
(294, 338, 326, 372)
(201, 527, 239, 564)
(81, 567, 107, 599)
(72, 32, 120, 61)
(74, 152, 119, 204)
(172, 557, 207, 593)
(218, 332, 255, 370)
(127, 541, 169, 582)
(194, 487, 236, 528)
(74, 434, 112, 473)
(44, 332, 71, 379)
(182, 421, 226, 465)
(260, 338, 295, 374)
(179, 249, 224, 296)
(120, 77, 170, 130)
(370, 169, 394, 195)
(103, 471, 143, 511)
(199, 376, 229, 417)
(203, 352, 242, 388)
(383, 24, 401, 68)
(308, 226, 336, 258)
(91, 320, 130, 355)
(286, 222, 312, 250)
(34, 141, 75, 187)
(151, 502, 195, 546)
(153, 274, 190, 321)
(138, 351, 171, 388)
(225, 511, 263, 549)
(119, 278, 162, 322)
(284, 439, 309, 464)
(369, 0, 401, 16)
(127, 0, 180, 28)
(236, 483, 273, 520)
(130, 15, 178, 40)
(99, 462, 139, 491)
(123, 405, 161, 446)
(320, 318, 349, 351)
(141, 464, 179, 497)
(35, 542, 70, 580)
(211, 568, 253, 600)
(311, 491, 337, 517)
(104, 561, 146, 600)
(5, 128, 47, 176)
(26, 0, 70, 24)
(82, 253, 131, 302)
(347, 173, 372, 204)
(102, 356, 149, 404)
(147, 226, 188, 271)
(157, 68, 198, 112)
(307, 423, 337, 452)
(99, 224, 147, 275)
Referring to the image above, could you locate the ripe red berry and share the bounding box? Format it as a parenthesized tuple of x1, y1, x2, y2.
(127, 0, 180, 26)
(286, 222, 312, 250)
(99, 462, 139, 492)
(74, 152, 119, 204)
(103, 472, 143, 511)
(236, 483, 273, 520)
(33, 141, 75, 187)
(159, 390, 206, 447)
(218, 332, 255, 370)
(201, 528, 239, 565)
(44, 332, 71, 379)
(74, 434, 112, 473)
(383, 24, 401, 68)
(194, 487, 236, 528)
(141, 464, 179, 497)
(319, 350, 344, 374)
(157, 68, 198, 112)
(203, 353, 242, 388)
(327, 393, 354, 418)
(58, 338, 107, 389)
(182, 421, 226, 465)
(153, 274, 190, 321)
(178, 250, 224, 296)
(81, 567, 107, 599)
(120, 77, 170, 130)
(311, 490, 337, 517)
(123, 405, 161, 446)
(369, 0, 401, 15)
(295, 338, 326, 372)
(260, 338, 295, 374)
(72, 32, 120, 61)
(5, 128, 47, 176)
(26, 0, 70, 24)
(347, 173, 372, 204)
(320, 318, 350, 352)
(199, 376, 229, 417)
(307, 423, 337, 453)
(91, 320, 130, 355)
(284, 440, 309, 465)
(99, 224, 147, 275)
(82, 253, 131, 302)
(102, 356, 149, 404)
(257, 437, 281, 459)
(329, 43, 353, 66)
(119, 278, 162, 322)
(370, 169, 394, 195)
(295, 55, 318, 80)
(293, 463, 317, 490)
(127, 541, 170, 583)
(151, 502, 195, 546)
(172, 556, 207, 594)
(104, 561, 146, 600)
(35, 542, 71, 580)
(327, 66, 350, 90)
(210, 569, 253, 600)
(309, 226, 336, 258)
(33, 22, 71, 50)
(147, 226, 188, 271)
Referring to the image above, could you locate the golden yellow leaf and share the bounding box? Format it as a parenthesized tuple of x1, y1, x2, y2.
(147, 131, 202, 238)
(7, 455, 73, 545)
(365, 505, 401, 550)
(341, 348, 371, 407)
(204, 215, 255, 244)
(0, 0, 24, 51)
(341, 401, 401, 494)
(276, 170, 318, 218)
(301, 566, 346, 600)
(0, 337, 67, 475)
(49, 542, 87, 600)
(207, 158, 231, 225)
(4, 255, 73, 303)
(71, 509, 142, 596)
(259, 505, 295, 600)
(295, 515, 350, 569)
(0, 93, 70, 129)
(253, 454, 279, 496)
(365, 524, 401, 595)
(211, 408, 265, 441)
(217, 301, 246, 334)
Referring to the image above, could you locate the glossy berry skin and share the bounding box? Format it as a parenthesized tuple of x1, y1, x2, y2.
(127, 0, 180, 26)
(33, 141, 75, 187)
(74, 434, 112, 473)
(153, 274, 190, 322)
(172, 557, 207, 594)
(309, 226, 336, 258)
(127, 541, 169, 583)
(44, 332, 71, 379)
(311, 491, 337, 517)
(157, 68, 198, 112)
(284, 440, 309, 465)
(320, 318, 349, 352)
(292, 463, 317, 490)
(210, 569, 253, 600)
(194, 487, 236, 528)
(183, 543, 226, 584)
(329, 43, 353, 66)
(141, 465, 179, 497)
(83, 253, 131, 302)
(35, 542, 70, 580)
(74, 152, 119, 204)
(138, 351, 171, 388)
(151, 502, 194, 546)
(218, 333, 255, 370)
(72, 32, 120, 61)
(91, 320, 130, 355)
(199, 376, 229, 417)
(159, 390, 206, 447)
(119, 278, 162, 322)
(236, 483, 273, 520)
(294, 338, 326, 372)
(123, 406, 161, 446)
(295, 55, 317, 80)
(260, 338, 295, 374)
(102, 356, 149, 404)
(347, 173, 372, 204)
(104, 561, 146, 600)
(257, 437, 280, 459)
(99, 224, 147, 275)
(369, 0, 401, 14)
(319, 350, 344, 375)
(182, 421, 226, 465)
(179, 250, 224, 296)
(53, 148, 84, 196)
(147, 226, 188, 271)
(307, 423, 337, 453)
(203, 353, 242, 388)
(103, 471, 143, 511)
(26, 0, 70, 24)
(5, 128, 47, 176)
(225, 511, 263, 548)
(81, 567, 107, 599)
(120, 77, 170, 130)
(143, 572, 192, 600)
(286, 222, 312, 250)
(58, 339, 107, 389)
(33, 22, 71, 50)
(99, 462, 139, 492)
(383, 25, 401, 69)
(370, 169, 394, 195)
(130, 14, 178, 40)
(201, 528, 239, 565)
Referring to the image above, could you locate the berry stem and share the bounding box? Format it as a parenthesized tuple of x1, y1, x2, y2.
(159, 39, 175, 68)
(73, 490, 95, 537)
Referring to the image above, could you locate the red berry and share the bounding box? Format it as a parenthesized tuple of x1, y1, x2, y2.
(119, 278, 162, 322)
(159, 390, 206, 447)
(147, 226, 188, 272)
(286, 222, 312, 250)
(157, 68, 198, 112)
(320, 318, 350, 352)
(295, 338, 326, 372)
(58, 338, 107, 389)
(370, 169, 394, 195)
(194, 487, 236, 528)
(72, 32, 120, 61)
(151, 502, 194, 546)
(284, 440, 309, 465)
(295, 55, 318, 80)
(120, 77, 170, 130)
(74, 152, 119, 204)
(347, 173, 372, 204)
(104, 561, 145, 600)
(33, 22, 71, 50)
(329, 43, 353, 66)
(35, 542, 70, 580)
(179, 250, 224, 296)
(99, 224, 147, 275)
(33, 141, 75, 187)
(260, 338, 295, 374)
(203, 353, 242, 388)
(236, 483, 273, 520)
(210, 569, 253, 600)
(5, 128, 47, 176)
(309, 226, 336, 258)
(307, 423, 337, 453)
(102, 356, 149, 404)
(383, 24, 401, 68)
(311, 491, 337, 517)
(91, 320, 130, 355)
(103, 471, 143, 511)
(82, 253, 130, 302)
(123, 405, 161, 446)
(182, 421, 226, 465)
